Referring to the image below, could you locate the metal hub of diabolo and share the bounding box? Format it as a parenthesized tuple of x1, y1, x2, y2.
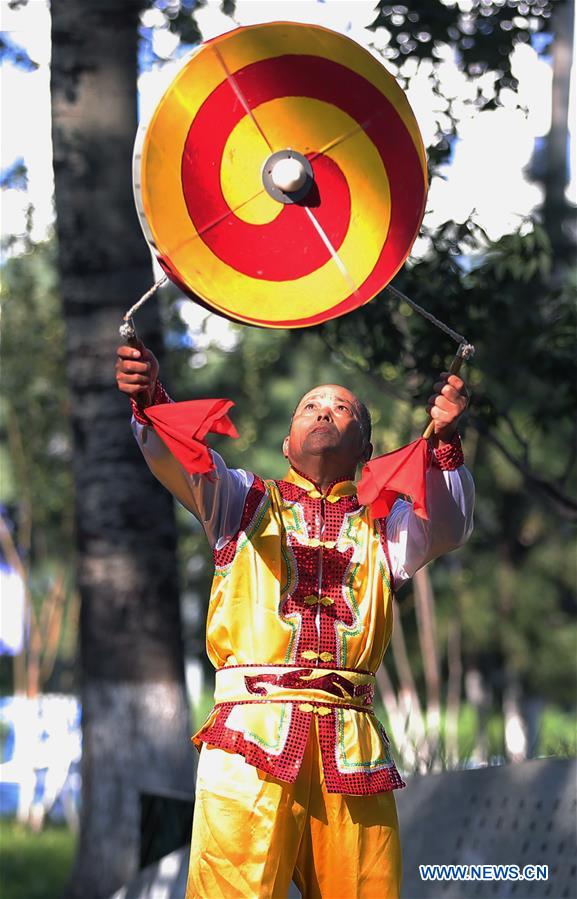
(261, 149, 314, 204)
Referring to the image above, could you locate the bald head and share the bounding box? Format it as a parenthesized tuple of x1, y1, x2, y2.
(292, 385, 372, 441)
(283, 384, 373, 484)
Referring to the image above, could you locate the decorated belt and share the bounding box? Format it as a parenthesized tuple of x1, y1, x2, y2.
(214, 664, 375, 712)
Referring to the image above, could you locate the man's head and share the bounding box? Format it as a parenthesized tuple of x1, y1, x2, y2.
(283, 384, 372, 483)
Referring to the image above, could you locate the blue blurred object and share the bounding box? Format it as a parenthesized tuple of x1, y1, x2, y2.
(0, 694, 81, 825)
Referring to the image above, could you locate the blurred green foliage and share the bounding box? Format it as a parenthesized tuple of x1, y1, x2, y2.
(0, 241, 74, 558)
(0, 241, 77, 694)
(537, 705, 577, 757)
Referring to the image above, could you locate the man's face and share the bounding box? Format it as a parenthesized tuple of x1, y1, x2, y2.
(283, 384, 371, 476)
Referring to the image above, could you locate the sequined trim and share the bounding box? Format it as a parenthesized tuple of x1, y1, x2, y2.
(432, 432, 464, 470)
(194, 702, 312, 783)
(319, 710, 406, 794)
(213, 476, 269, 569)
(131, 379, 172, 424)
(193, 701, 405, 793)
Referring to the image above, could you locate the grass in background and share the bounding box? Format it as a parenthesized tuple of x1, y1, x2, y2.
(0, 821, 75, 899)
(369, 700, 577, 773)
(538, 706, 577, 757)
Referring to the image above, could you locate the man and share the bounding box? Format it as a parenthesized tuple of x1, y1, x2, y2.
(116, 342, 474, 899)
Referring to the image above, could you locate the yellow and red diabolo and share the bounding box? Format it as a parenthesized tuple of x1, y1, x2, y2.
(133, 22, 428, 329)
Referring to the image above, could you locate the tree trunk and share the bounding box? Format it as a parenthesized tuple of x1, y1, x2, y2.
(542, 0, 575, 262)
(498, 549, 527, 765)
(375, 664, 405, 756)
(503, 671, 528, 763)
(445, 614, 461, 769)
(390, 599, 426, 772)
(464, 667, 490, 766)
(50, 2, 194, 896)
(412, 566, 441, 768)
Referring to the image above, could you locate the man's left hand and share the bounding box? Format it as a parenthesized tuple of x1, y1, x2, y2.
(427, 373, 469, 447)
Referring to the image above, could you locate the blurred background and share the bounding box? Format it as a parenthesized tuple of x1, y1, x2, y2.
(0, 1, 575, 898)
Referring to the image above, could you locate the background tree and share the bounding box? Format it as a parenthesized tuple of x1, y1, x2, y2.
(49, 1, 193, 896)
(0, 239, 76, 705)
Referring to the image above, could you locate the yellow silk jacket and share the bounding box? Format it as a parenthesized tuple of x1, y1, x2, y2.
(193, 467, 404, 794)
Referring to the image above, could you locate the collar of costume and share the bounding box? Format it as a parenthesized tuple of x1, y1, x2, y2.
(284, 467, 357, 502)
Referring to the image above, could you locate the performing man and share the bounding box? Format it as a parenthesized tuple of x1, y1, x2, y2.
(116, 342, 474, 899)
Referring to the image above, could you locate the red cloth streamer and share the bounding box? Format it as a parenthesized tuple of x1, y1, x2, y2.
(144, 399, 238, 474)
(357, 437, 430, 520)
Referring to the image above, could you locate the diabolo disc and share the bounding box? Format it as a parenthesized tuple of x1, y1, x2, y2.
(133, 22, 428, 329)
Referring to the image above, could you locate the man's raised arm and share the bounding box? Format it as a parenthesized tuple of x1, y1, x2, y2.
(385, 372, 475, 586)
(115, 342, 253, 548)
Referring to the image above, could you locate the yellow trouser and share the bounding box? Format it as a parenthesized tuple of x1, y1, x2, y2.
(186, 719, 402, 899)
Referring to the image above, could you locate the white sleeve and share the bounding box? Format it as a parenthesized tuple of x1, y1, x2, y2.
(131, 418, 253, 549)
(386, 465, 475, 587)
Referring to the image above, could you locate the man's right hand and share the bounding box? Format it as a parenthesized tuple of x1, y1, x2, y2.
(115, 341, 159, 406)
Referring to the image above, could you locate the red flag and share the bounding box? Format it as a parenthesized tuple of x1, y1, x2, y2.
(357, 437, 430, 520)
(144, 399, 238, 475)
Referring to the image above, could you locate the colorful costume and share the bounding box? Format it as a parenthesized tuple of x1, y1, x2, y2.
(132, 401, 474, 899)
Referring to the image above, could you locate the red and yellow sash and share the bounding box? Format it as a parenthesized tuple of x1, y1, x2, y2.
(215, 664, 375, 712)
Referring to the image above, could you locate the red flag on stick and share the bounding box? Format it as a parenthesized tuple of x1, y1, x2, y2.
(357, 437, 430, 520)
(144, 399, 238, 475)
